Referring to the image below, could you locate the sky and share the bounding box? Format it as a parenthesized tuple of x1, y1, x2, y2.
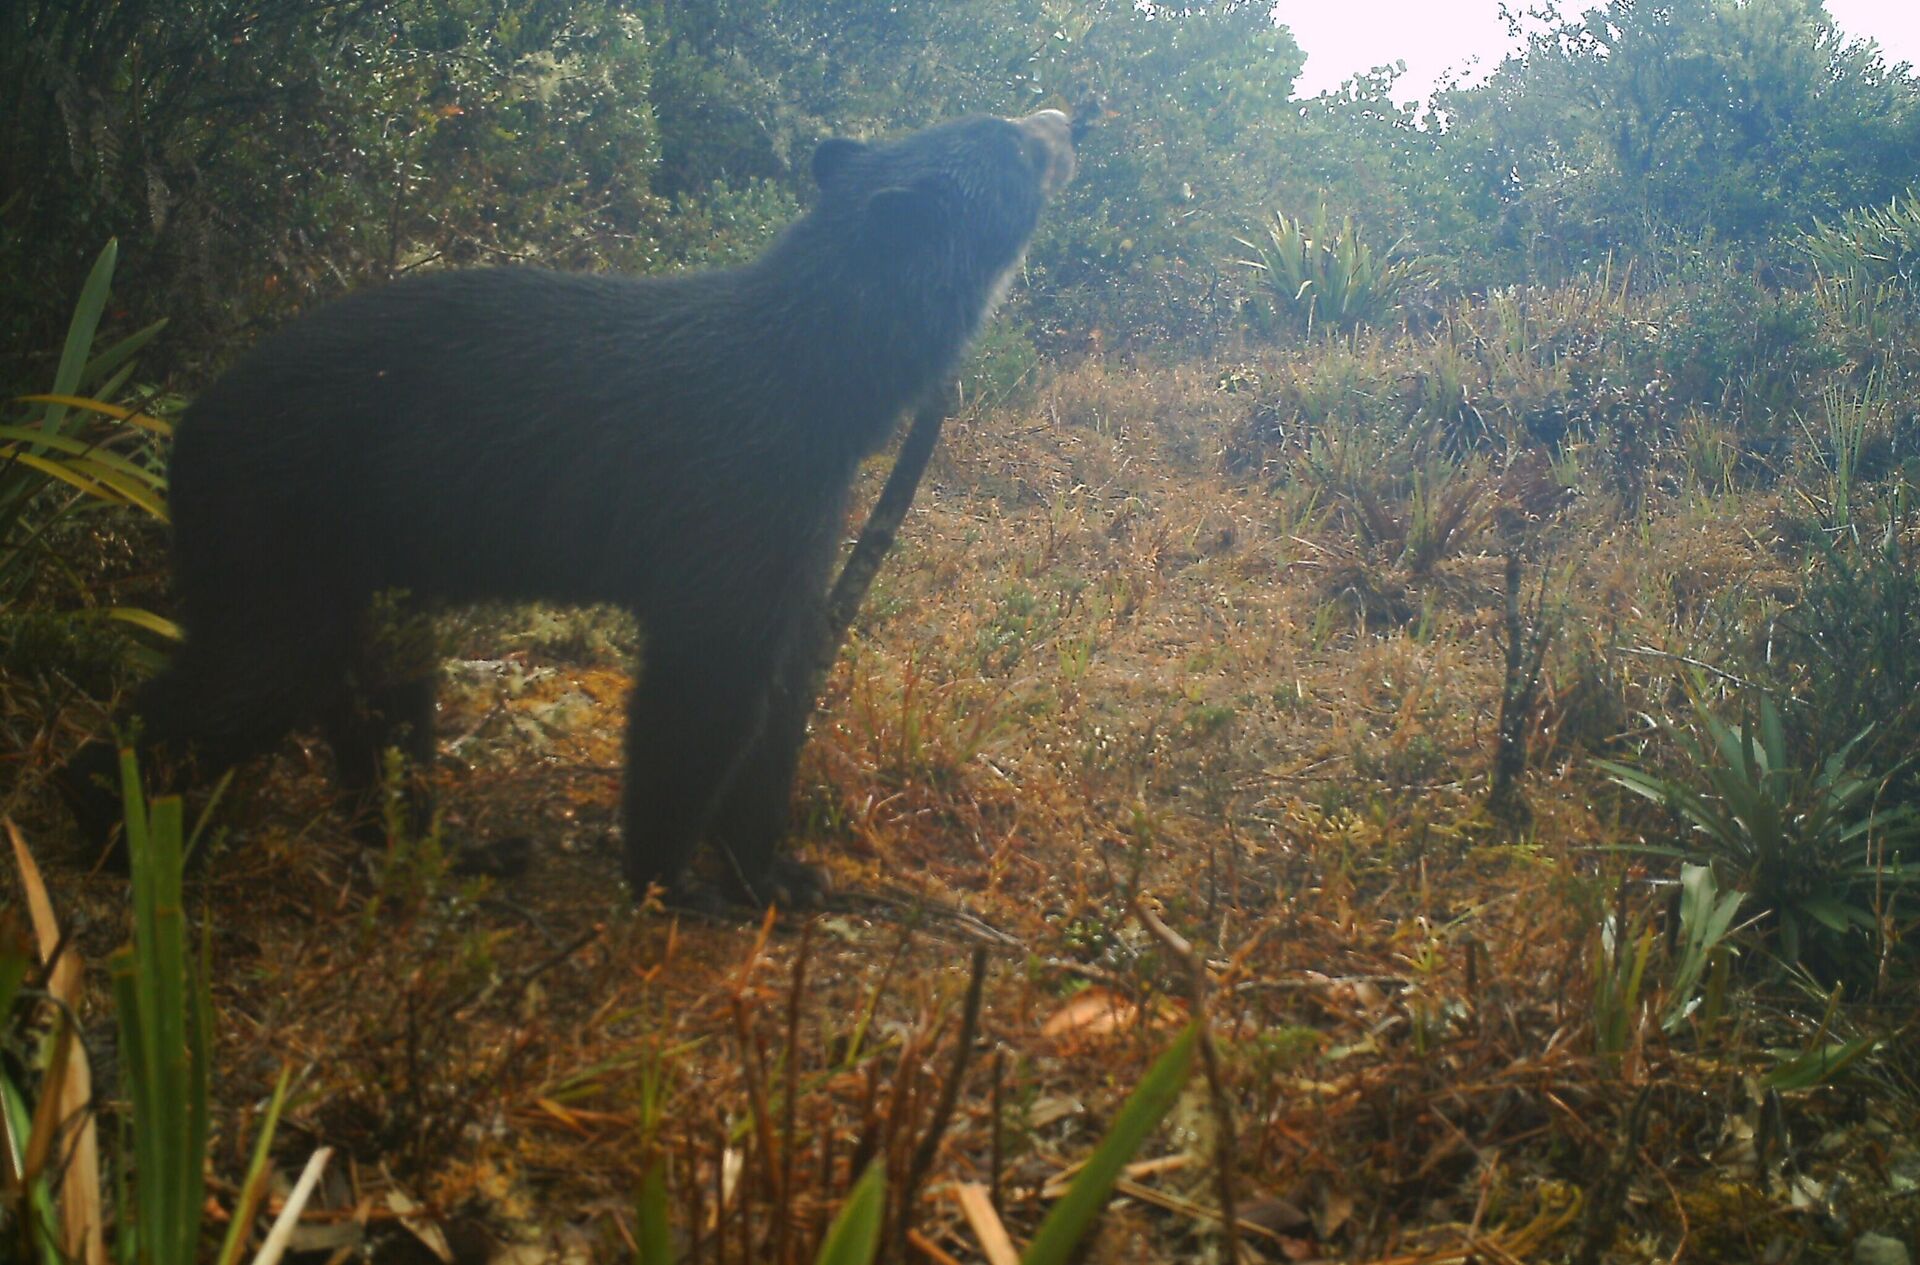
(1280, 0, 1920, 103)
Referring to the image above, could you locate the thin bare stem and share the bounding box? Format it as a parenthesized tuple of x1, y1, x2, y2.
(1136, 899, 1242, 1264)
(892, 946, 991, 1259)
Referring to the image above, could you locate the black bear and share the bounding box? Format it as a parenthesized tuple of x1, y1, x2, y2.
(63, 109, 1076, 903)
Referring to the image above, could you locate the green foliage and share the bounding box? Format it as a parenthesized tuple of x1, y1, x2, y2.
(962, 320, 1043, 412)
(652, 178, 803, 270)
(622, 1030, 1192, 1264)
(12, 0, 1916, 367)
(812, 1161, 886, 1265)
(1296, 424, 1493, 577)
(626, 1151, 890, 1265)
(1237, 207, 1433, 335)
(653, 0, 1321, 348)
(0, 912, 63, 1265)
(1664, 863, 1743, 1033)
(631, 1160, 674, 1264)
(1762, 1034, 1878, 1090)
(1645, 267, 1840, 425)
(2, 2, 663, 366)
(1438, 0, 1920, 278)
(1590, 905, 1653, 1065)
(1801, 186, 1920, 360)
(1800, 186, 1920, 316)
(1, 240, 170, 606)
(211, 1066, 294, 1265)
(109, 746, 213, 1265)
(1022, 1023, 1199, 1265)
(1778, 495, 1920, 805)
(1643, 266, 1835, 426)
(1026, 2, 1309, 348)
(1596, 688, 1919, 974)
(1800, 374, 1884, 529)
(1, 754, 286, 1265)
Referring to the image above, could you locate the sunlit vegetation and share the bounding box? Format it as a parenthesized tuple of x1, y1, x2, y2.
(5, 0, 1920, 1261)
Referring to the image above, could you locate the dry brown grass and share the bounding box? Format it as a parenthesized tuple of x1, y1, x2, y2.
(6, 353, 1916, 1263)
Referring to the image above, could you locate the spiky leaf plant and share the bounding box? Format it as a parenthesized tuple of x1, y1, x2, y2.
(1596, 689, 1918, 974)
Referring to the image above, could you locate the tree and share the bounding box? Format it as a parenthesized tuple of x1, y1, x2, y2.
(1435, 0, 1920, 278)
(1, 1, 661, 377)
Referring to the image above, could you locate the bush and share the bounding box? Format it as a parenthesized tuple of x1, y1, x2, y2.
(1641, 268, 1842, 427)
(2, 2, 664, 372)
(962, 320, 1043, 411)
(1, 240, 170, 608)
(653, 178, 802, 271)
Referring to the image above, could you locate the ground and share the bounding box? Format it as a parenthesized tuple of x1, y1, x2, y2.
(8, 356, 1917, 1264)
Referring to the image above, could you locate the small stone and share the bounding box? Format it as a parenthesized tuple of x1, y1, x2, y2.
(1854, 1231, 1912, 1265)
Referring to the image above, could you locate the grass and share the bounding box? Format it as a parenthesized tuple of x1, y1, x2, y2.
(3, 753, 298, 1265)
(5, 270, 1920, 1260)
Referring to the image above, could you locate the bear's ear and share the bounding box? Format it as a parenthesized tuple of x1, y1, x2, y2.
(812, 137, 867, 189)
(862, 183, 948, 248)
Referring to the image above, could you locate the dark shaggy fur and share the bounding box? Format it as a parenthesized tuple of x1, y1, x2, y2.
(63, 110, 1075, 901)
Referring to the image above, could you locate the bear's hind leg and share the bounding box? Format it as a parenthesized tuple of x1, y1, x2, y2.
(60, 616, 353, 862)
(323, 671, 438, 840)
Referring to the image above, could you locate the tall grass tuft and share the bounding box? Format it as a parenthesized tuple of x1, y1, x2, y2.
(108, 746, 213, 1265)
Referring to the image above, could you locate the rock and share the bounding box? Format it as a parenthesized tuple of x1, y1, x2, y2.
(1854, 1231, 1912, 1265)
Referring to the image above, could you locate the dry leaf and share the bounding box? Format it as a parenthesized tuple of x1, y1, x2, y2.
(1041, 986, 1136, 1041)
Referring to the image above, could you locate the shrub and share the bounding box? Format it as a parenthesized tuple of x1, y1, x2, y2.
(1, 240, 170, 608)
(1641, 268, 1841, 427)
(652, 178, 802, 270)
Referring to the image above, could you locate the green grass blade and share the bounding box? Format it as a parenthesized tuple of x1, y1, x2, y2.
(213, 1066, 293, 1265)
(813, 1160, 886, 1265)
(92, 361, 139, 406)
(1022, 1023, 1199, 1265)
(54, 457, 169, 519)
(1591, 758, 1673, 804)
(46, 241, 118, 436)
(631, 1158, 675, 1264)
(0, 1072, 67, 1265)
(1, 450, 121, 503)
(0, 424, 118, 453)
(79, 318, 168, 396)
(112, 748, 208, 1265)
(186, 885, 212, 1265)
(106, 607, 185, 641)
(1763, 1035, 1879, 1090)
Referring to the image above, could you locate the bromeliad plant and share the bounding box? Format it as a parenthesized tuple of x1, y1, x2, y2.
(1596, 687, 1919, 973)
(1801, 185, 1920, 321)
(1236, 207, 1432, 336)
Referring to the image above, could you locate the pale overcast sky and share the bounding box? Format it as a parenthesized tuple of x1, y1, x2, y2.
(1280, 0, 1920, 103)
